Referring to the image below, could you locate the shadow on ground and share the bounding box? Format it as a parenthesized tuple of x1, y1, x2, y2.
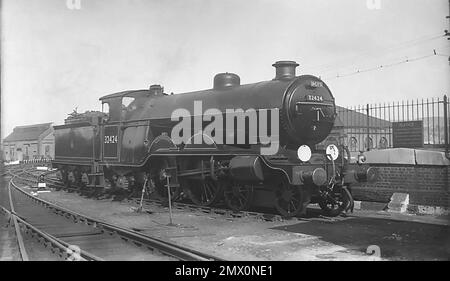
(272, 215, 450, 260)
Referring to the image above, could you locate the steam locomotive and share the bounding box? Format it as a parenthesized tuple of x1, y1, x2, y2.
(52, 61, 377, 217)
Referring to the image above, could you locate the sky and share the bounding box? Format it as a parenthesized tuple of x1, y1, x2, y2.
(1, 0, 449, 138)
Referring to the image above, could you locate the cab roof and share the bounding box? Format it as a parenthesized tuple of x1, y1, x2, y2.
(99, 90, 149, 101)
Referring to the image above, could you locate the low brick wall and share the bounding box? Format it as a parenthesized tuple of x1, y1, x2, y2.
(351, 164, 450, 207)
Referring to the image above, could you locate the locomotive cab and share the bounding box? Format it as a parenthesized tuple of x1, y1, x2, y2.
(100, 90, 151, 123)
(99, 88, 166, 164)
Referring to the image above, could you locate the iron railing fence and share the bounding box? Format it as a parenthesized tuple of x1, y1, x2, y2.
(336, 95, 449, 154)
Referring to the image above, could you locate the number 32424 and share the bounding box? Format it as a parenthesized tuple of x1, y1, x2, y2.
(104, 135, 118, 144)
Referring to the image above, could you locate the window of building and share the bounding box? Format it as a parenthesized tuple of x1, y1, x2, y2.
(364, 137, 373, 150)
(379, 137, 388, 149)
(349, 137, 358, 151)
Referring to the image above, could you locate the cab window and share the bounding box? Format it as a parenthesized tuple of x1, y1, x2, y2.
(102, 102, 110, 115)
(103, 98, 122, 122)
(122, 97, 135, 108)
(121, 97, 137, 119)
(101, 102, 110, 122)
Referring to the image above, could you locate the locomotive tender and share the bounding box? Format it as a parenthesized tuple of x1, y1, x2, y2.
(53, 61, 377, 217)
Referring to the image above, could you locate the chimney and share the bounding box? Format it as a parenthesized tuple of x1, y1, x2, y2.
(272, 60, 299, 80)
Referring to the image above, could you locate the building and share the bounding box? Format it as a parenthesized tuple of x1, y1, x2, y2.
(320, 106, 393, 152)
(3, 123, 54, 162)
(336, 106, 392, 152)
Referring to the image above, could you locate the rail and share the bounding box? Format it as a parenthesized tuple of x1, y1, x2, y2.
(6, 168, 223, 261)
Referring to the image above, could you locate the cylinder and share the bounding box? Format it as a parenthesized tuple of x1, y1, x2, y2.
(229, 155, 264, 182)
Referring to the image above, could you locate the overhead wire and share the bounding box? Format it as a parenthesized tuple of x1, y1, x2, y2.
(321, 49, 448, 80)
(303, 33, 447, 74)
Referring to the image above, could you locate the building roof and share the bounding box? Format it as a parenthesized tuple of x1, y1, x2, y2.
(336, 106, 391, 128)
(3, 123, 52, 142)
(334, 115, 345, 128)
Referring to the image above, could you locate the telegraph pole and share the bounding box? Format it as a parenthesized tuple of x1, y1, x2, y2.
(446, 1, 450, 157)
(0, 0, 3, 167)
(446, 0, 450, 40)
(446, 1, 450, 65)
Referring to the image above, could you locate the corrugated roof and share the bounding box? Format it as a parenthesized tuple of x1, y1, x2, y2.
(334, 115, 345, 128)
(3, 123, 52, 142)
(336, 106, 391, 128)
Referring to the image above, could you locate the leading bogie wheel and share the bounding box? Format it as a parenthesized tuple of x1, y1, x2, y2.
(318, 186, 352, 217)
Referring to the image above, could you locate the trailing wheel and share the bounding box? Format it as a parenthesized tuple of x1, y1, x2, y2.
(274, 181, 304, 217)
(223, 183, 254, 212)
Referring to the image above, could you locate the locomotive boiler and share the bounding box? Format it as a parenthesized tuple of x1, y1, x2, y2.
(53, 60, 377, 217)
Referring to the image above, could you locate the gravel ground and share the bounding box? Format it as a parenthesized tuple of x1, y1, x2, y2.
(20, 186, 450, 261)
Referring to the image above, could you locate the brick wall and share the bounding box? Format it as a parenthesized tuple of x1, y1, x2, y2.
(351, 164, 450, 207)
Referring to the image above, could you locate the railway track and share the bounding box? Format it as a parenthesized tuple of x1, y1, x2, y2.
(1, 165, 223, 261)
(18, 163, 341, 225)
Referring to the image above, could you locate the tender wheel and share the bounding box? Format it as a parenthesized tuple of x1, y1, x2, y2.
(66, 171, 77, 191)
(151, 159, 181, 202)
(274, 181, 304, 217)
(223, 183, 254, 212)
(56, 169, 67, 191)
(185, 177, 223, 206)
(80, 172, 90, 187)
(55, 170, 63, 181)
(318, 186, 352, 217)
